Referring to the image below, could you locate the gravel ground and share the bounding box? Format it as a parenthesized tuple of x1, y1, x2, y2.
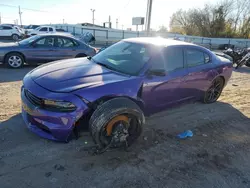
(0, 64, 250, 188)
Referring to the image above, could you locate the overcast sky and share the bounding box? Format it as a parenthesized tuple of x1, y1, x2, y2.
(0, 0, 218, 30)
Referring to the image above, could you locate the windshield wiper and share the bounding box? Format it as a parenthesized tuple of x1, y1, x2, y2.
(95, 62, 117, 71)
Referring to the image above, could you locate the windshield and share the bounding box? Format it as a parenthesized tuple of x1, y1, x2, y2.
(35, 26, 41, 30)
(92, 41, 151, 76)
(19, 35, 41, 45)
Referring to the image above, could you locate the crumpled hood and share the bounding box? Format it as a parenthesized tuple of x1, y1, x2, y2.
(29, 58, 130, 92)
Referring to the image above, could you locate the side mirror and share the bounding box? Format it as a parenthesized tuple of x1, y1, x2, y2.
(147, 69, 166, 76)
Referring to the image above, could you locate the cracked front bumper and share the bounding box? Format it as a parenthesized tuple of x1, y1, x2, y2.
(21, 81, 89, 142)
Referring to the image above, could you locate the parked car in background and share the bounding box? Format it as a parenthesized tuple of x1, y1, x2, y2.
(24, 25, 40, 30)
(21, 38, 233, 151)
(0, 24, 25, 40)
(55, 28, 67, 32)
(0, 33, 97, 68)
(24, 25, 40, 34)
(26, 26, 56, 37)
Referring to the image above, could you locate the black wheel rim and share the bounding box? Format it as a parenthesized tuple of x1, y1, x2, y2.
(206, 79, 223, 103)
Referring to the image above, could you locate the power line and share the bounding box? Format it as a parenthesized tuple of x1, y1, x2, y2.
(0, 3, 49, 13)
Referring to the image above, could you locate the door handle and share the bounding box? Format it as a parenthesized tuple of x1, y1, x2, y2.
(72, 49, 76, 51)
(49, 49, 55, 51)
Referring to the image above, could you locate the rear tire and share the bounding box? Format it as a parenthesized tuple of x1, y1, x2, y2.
(245, 61, 250, 67)
(4, 53, 24, 69)
(12, 34, 19, 41)
(89, 97, 145, 150)
(203, 77, 224, 104)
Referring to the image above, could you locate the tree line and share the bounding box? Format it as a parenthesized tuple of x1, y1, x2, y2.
(169, 0, 250, 38)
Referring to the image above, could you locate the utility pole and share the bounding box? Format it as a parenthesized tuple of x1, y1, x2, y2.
(18, 6, 22, 27)
(108, 15, 111, 28)
(116, 18, 118, 29)
(145, 0, 153, 35)
(122, 25, 124, 30)
(63, 19, 64, 24)
(0, 13, 1, 24)
(90, 9, 95, 25)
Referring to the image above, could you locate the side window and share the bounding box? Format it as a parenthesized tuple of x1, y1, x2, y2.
(3, 26, 12, 30)
(163, 47, 184, 72)
(186, 49, 209, 67)
(150, 55, 165, 70)
(0, 26, 3, 30)
(49, 27, 53, 32)
(57, 37, 75, 47)
(39, 27, 47, 32)
(34, 37, 55, 47)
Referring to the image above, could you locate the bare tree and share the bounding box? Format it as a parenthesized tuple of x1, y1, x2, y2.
(169, 0, 250, 38)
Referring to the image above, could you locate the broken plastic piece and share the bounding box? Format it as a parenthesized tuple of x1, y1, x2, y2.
(177, 130, 193, 139)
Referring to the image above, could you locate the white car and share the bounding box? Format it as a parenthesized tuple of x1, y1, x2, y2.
(0, 25, 24, 40)
(27, 26, 56, 36)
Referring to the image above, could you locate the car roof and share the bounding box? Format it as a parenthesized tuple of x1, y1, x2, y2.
(39, 25, 54, 27)
(123, 37, 197, 47)
(37, 33, 73, 37)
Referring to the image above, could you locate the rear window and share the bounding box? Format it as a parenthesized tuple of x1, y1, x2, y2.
(186, 49, 210, 67)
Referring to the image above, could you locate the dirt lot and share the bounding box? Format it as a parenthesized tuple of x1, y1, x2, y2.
(0, 64, 250, 188)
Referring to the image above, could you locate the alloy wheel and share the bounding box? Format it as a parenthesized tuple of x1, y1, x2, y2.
(8, 55, 23, 68)
(205, 78, 224, 103)
(12, 34, 19, 41)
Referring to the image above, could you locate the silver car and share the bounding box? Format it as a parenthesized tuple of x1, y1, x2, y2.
(0, 33, 97, 68)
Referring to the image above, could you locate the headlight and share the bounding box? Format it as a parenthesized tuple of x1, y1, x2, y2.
(44, 99, 76, 112)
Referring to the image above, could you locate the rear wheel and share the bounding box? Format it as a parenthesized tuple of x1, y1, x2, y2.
(89, 97, 145, 151)
(203, 77, 224, 104)
(5, 53, 24, 69)
(245, 61, 250, 67)
(12, 34, 19, 41)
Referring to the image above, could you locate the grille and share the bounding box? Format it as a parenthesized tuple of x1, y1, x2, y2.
(24, 89, 43, 106)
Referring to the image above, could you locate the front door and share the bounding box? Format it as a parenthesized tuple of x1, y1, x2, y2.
(25, 36, 58, 63)
(142, 46, 188, 115)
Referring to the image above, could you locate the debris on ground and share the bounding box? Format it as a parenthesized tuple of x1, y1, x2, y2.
(54, 164, 65, 171)
(177, 130, 193, 139)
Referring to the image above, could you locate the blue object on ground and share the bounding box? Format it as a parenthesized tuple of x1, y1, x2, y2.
(177, 130, 193, 139)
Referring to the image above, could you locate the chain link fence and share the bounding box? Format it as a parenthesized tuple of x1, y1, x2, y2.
(53, 24, 250, 50)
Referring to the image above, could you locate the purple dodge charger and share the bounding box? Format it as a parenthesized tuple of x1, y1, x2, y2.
(21, 37, 233, 149)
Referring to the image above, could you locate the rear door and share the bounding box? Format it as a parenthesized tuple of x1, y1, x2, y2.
(48, 27, 54, 33)
(184, 47, 215, 98)
(25, 36, 58, 63)
(54, 36, 79, 59)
